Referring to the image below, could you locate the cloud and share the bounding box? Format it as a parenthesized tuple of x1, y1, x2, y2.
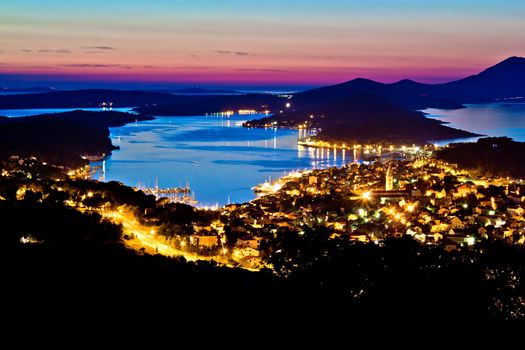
(235, 68, 288, 72)
(62, 63, 132, 69)
(38, 49, 71, 53)
(21, 49, 32, 53)
(215, 50, 251, 56)
(83, 46, 116, 51)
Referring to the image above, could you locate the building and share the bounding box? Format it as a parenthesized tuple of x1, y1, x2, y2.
(385, 164, 393, 191)
(189, 235, 219, 248)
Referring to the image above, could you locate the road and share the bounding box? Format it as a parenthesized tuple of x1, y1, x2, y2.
(94, 207, 258, 270)
(101, 209, 208, 262)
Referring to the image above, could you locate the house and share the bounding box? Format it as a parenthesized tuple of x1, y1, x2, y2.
(449, 216, 465, 230)
(426, 232, 443, 242)
(236, 237, 261, 249)
(430, 221, 450, 233)
(438, 207, 450, 216)
(189, 235, 219, 248)
(454, 184, 473, 197)
(436, 189, 447, 199)
(331, 221, 347, 231)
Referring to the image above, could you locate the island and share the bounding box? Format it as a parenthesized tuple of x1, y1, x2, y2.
(244, 92, 480, 145)
(0, 110, 153, 168)
(3, 56, 525, 323)
(1, 56, 524, 114)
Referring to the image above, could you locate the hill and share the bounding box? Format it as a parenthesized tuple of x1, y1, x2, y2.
(245, 92, 479, 144)
(0, 57, 523, 115)
(135, 93, 283, 115)
(436, 137, 525, 178)
(0, 89, 181, 109)
(0, 89, 282, 115)
(439, 56, 525, 101)
(290, 56, 525, 111)
(0, 110, 153, 167)
(290, 77, 460, 110)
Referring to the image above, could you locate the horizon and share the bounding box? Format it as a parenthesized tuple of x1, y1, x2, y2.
(0, 55, 522, 92)
(1, 0, 525, 89)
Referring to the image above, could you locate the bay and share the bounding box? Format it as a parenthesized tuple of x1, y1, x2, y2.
(424, 102, 525, 144)
(101, 114, 355, 206)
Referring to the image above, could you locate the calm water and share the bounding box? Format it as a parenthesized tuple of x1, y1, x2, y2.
(101, 115, 356, 206)
(424, 102, 525, 144)
(6, 102, 525, 206)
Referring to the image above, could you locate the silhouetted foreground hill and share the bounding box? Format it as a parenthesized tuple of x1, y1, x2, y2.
(246, 93, 479, 144)
(436, 137, 525, 178)
(0, 110, 152, 167)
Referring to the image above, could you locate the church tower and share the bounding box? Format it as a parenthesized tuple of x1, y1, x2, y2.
(385, 164, 393, 191)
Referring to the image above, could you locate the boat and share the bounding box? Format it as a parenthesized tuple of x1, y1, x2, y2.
(80, 153, 106, 162)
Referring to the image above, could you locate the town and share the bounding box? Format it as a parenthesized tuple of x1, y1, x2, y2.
(5, 148, 525, 274)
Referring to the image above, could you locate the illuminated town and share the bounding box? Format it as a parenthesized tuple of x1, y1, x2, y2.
(3, 0, 525, 328)
(7, 151, 525, 273)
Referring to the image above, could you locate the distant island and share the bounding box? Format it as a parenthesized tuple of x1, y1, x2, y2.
(149, 87, 241, 94)
(1, 56, 524, 114)
(0, 86, 56, 94)
(0, 110, 153, 167)
(436, 137, 525, 178)
(134, 93, 283, 116)
(244, 92, 480, 144)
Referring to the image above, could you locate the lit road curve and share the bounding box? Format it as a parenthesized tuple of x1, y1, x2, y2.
(103, 209, 210, 262)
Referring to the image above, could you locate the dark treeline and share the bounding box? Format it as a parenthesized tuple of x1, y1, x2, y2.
(436, 137, 525, 178)
(0, 110, 153, 168)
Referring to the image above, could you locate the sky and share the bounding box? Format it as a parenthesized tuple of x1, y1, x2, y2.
(1, 0, 525, 89)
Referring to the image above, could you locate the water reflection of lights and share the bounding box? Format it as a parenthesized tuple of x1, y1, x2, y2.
(298, 142, 363, 169)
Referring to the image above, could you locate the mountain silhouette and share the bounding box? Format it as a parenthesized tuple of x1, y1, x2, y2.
(292, 56, 525, 110)
(0, 57, 523, 113)
(439, 56, 525, 101)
